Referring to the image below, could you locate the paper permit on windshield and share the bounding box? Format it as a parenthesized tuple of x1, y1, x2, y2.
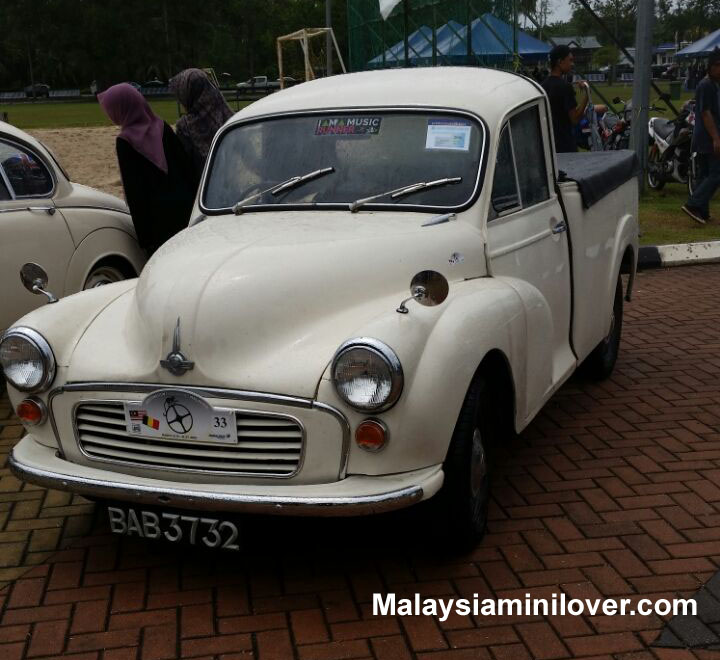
(426, 119, 472, 151)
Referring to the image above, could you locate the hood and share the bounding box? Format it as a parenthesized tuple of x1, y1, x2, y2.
(69, 211, 486, 396)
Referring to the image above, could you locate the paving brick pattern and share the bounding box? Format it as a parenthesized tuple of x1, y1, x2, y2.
(0, 263, 719, 659)
(0, 393, 95, 591)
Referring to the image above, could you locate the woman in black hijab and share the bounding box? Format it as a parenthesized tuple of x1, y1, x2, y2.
(170, 69, 234, 180)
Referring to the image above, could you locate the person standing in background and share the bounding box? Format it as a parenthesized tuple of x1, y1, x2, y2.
(98, 83, 196, 255)
(170, 68, 234, 181)
(541, 45, 589, 153)
(682, 49, 720, 224)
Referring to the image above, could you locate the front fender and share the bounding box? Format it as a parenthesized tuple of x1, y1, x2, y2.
(65, 228, 146, 293)
(317, 278, 527, 476)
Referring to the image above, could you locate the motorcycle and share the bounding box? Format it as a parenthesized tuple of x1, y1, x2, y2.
(599, 97, 633, 150)
(647, 99, 695, 190)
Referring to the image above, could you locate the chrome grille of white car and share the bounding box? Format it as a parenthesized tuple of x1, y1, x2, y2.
(74, 402, 303, 476)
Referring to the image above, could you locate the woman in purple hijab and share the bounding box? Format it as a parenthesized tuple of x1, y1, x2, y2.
(98, 83, 195, 256)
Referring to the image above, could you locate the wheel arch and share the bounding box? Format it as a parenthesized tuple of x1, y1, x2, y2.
(65, 228, 146, 294)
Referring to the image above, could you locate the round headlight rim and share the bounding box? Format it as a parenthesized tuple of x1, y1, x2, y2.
(331, 337, 404, 413)
(0, 326, 56, 394)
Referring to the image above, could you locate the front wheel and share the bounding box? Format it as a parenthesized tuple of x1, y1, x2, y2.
(83, 264, 127, 289)
(582, 275, 623, 380)
(647, 146, 665, 190)
(427, 375, 495, 550)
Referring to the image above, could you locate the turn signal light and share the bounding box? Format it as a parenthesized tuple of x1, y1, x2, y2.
(355, 419, 388, 452)
(16, 398, 46, 426)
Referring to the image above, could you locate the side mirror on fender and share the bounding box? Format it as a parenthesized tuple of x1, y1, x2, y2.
(20, 262, 59, 304)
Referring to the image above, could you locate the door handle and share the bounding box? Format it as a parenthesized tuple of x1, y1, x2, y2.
(26, 206, 56, 215)
(551, 221, 567, 234)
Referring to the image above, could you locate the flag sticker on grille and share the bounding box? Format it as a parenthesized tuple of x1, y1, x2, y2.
(143, 415, 160, 430)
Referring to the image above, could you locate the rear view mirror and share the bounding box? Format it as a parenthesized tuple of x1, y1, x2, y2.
(20, 262, 58, 303)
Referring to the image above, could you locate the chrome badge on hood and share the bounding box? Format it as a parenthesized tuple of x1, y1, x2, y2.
(160, 318, 194, 376)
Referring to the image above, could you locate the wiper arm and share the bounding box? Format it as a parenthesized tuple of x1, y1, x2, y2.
(233, 166, 334, 214)
(349, 177, 462, 212)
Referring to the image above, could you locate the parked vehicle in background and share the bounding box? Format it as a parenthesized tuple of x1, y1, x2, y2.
(236, 76, 280, 93)
(277, 76, 299, 88)
(24, 83, 50, 98)
(143, 79, 165, 88)
(127, 82, 142, 90)
(0, 121, 146, 334)
(3, 68, 638, 550)
(647, 99, 695, 190)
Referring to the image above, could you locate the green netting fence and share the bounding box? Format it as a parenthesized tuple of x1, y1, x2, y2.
(347, 0, 527, 73)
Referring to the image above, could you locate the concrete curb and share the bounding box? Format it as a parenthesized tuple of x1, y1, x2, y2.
(638, 240, 720, 269)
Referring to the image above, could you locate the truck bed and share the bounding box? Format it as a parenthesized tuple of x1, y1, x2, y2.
(557, 151, 639, 363)
(556, 150, 638, 208)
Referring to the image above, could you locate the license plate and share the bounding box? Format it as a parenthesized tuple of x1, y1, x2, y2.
(107, 506, 240, 551)
(124, 389, 237, 444)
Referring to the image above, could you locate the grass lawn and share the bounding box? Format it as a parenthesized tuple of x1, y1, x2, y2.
(640, 186, 720, 246)
(0, 97, 252, 129)
(585, 81, 694, 111)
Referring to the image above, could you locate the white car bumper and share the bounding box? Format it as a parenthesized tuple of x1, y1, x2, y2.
(10, 435, 444, 517)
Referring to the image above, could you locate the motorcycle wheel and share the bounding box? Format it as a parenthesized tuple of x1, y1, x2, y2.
(647, 145, 665, 190)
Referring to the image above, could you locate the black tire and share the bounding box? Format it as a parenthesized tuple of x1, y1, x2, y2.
(647, 146, 665, 190)
(427, 374, 495, 550)
(582, 275, 623, 380)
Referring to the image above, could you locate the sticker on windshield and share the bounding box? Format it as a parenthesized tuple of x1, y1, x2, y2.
(315, 116, 382, 136)
(425, 119, 472, 151)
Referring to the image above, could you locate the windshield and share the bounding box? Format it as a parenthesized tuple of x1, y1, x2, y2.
(203, 111, 484, 212)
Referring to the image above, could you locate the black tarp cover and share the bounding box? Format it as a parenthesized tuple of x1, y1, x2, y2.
(556, 150, 638, 209)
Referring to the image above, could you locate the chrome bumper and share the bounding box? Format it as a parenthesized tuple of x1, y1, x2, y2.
(10, 436, 444, 517)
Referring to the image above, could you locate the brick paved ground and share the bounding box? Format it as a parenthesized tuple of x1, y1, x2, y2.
(0, 263, 720, 659)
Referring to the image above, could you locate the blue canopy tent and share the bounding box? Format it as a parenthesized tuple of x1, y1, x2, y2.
(368, 25, 434, 66)
(444, 14, 550, 61)
(676, 28, 720, 58)
(366, 14, 550, 68)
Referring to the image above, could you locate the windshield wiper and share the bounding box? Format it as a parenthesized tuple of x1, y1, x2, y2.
(349, 176, 462, 213)
(233, 166, 334, 214)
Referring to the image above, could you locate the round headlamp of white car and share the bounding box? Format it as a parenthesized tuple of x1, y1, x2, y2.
(0, 328, 56, 393)
(332, 339, 403, 412)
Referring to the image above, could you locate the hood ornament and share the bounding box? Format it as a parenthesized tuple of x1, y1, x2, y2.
(160, 318, 194, 376)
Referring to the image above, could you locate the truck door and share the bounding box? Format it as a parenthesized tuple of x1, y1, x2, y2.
(485, 102, 575, 420)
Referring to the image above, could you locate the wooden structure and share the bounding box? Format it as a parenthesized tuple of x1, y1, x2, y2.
(276, 28, 347, 89)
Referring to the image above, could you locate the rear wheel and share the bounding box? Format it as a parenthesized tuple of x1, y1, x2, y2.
(83, 264, 128, 289)
(582, 275, 623, 380)
(647, 145, 665, 190)
(427, 375, 495, 550)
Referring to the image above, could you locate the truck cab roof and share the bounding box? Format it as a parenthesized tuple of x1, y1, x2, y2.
(232, 67, 543, 129)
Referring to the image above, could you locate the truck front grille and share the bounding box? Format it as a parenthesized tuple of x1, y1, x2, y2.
(74, 401, 303, 476)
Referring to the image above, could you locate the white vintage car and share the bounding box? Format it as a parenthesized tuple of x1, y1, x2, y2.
(0, 121, 146, 334)
(2, 68, 638, 549)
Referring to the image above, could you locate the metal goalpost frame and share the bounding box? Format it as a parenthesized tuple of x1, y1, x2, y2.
(277, 27, 347, 89)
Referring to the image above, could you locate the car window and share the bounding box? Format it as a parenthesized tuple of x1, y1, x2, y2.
(490, 125, 520, 218)
(203, 111, 484, 212)
(510, 106, 549, 207)
(0, 175, 10, 201)
(0, 140, 53, 197)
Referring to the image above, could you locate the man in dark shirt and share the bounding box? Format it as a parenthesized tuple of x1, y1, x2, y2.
(541, 45, 589, 153)
(682, 48, 720, 224)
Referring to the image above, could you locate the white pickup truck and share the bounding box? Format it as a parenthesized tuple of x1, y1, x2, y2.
(235, 76, 280, 93)
(2, 68, 638, 550)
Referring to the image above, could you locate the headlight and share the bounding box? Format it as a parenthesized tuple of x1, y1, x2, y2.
(0, 327, 56, 393)
(332, 338, 403, 412)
